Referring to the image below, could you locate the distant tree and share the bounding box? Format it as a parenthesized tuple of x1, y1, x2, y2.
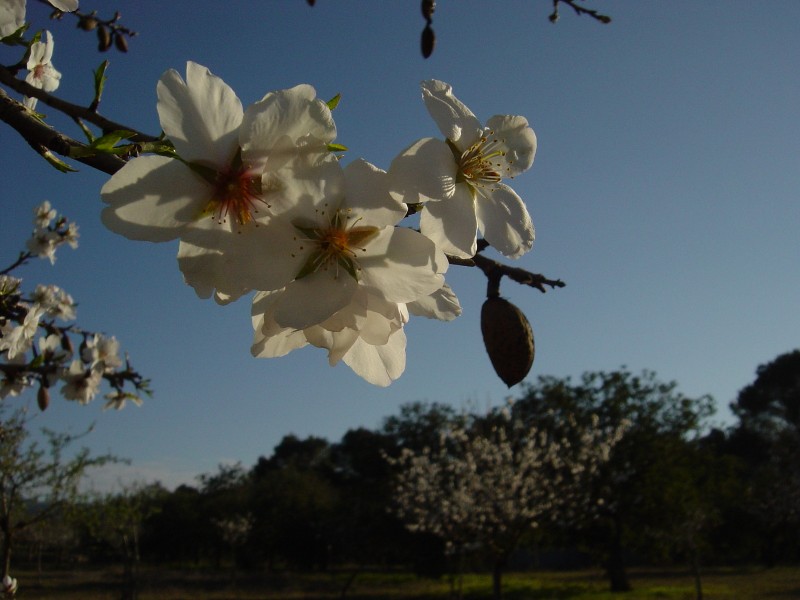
(387, 405, 625, 600)
(0, 404, 117, 579)
(513, 369, 715, 592)
(72, 483, 164, 600)
(728, 350, 800, 564)
(730, 349, 800, 438)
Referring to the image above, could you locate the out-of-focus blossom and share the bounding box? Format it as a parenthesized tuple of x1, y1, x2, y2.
(0, 275, 22, 296)
(61, 360, 102, 404)
(24, 31, 61, 110)
(26, 227, 60, 263)
(0, 304, 43, 360)
(2, 574, 18, 597)
(389, 79, 536, 259)
(81, 333, 122, 372)
(34, 200, 56, 228)
(103, 390, 143, 410)
(32, 284, 75, 320)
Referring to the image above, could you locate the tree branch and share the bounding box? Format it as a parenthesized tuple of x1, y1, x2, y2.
(0, 65, 157, 143)
(0, 87, 125, 174)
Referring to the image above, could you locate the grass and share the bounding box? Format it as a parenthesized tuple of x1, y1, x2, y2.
(12, 565, 800, 599)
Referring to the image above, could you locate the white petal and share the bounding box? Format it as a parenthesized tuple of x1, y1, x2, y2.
(421, 80, 482, 148)
(262, 150, 345, 219)
(407, 283, 462, 321)
(388, 138, 458, 205)
(306, 326, 359, 365)
(101, 156, 210, 241)
(179, 219, 301, 297)
(0, 0, 25, 39)
(419, 184, 478, 258)
(48, 0, 78, 11)
(360, 227, 445, 303)
(342, 330, 407, 387)
(273, 271, 357, 330)
(251, 321, 308, 358)
(156, 62, 242, 167)
(343, 160, 406, 228)
(476, 184, 534, 258)
(241, 84, 336, 164)
(485, 114, 537, 177)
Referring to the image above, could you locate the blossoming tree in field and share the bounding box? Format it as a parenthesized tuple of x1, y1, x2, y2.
(386, 405, 627, 600)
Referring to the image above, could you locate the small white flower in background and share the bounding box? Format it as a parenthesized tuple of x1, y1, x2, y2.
(81, 333, 122, 372)
(103, 390, 143, 411)
(389, 79, 536, 259)
(0, 304, 43, 360)
(63, 221, 79, 248)
(0, 0, 25, 40)
(47, 0, 78, 11)
(0, 275, 22, 296)
(24, 31, 61, 110)
(26, 226, 60, 263)
(1, 574, 18, 597)
(34, 200, 57, 228)
(61, 360, 102, 404)
(0, 369, 29, 400)
(38, 332, 70, 364)
(32, 284, 76, 320)
(101, 61, 337, 303)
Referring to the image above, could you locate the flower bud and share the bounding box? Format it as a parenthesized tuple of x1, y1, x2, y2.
(421, 0, 435, 20)
(480, 296, 535, 387)
(79, 16, 98, 30)
(114, 33, 128, 53)
(421, 24, 435, 58)
(37, 385, 50, 411)
(97, 25, 112, 51)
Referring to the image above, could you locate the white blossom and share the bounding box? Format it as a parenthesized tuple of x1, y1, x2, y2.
(0, 304, 43, 360)
(101, 61, 337, 303)
(389, 80, 536, 259)
(24, 31, 61, 110)
(61, 360, 102, 404)
(103, 391, 143, 411)
(26, 227, 60, 263)
(33, 200, 56, 228)
(32, 284, 75, 320)
(80, 333, 122, 372)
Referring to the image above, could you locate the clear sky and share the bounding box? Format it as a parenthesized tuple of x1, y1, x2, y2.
(2, 1, 799, 490)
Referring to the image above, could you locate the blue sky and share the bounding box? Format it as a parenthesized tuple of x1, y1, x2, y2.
(2, 1, 799, 490)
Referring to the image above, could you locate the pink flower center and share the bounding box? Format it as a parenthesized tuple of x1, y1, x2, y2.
(204, 165, 263, 230)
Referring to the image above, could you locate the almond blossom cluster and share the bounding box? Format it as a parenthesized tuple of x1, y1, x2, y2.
(0, 202, 149, 409)
(100, 62, 538, 386)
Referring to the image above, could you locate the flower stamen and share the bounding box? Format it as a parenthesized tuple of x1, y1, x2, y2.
(201, 164, 264, 231)
(293, 208, 379, 281)
(456, 131, 507, 190)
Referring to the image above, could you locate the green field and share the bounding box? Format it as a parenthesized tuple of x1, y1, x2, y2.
(13, 565, 800, 599)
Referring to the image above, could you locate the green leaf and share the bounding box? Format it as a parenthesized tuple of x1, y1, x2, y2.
(92, 60, 109, 107)
(91, 130, 136, 152)
(326, 93, 341, 110)
(327, 143, 348, 153)
(41, 150, 77, 173)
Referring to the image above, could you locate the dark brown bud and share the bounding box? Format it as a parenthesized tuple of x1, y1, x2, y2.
(421, 24, 435, 59)
(114, 33, 128, 53)
(480, 296, 535, 387)
(97, 25, 112, 51)
(79, 16, 98, 31)
(306, 0, 315, 5)
(37, 385, 50, 411)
